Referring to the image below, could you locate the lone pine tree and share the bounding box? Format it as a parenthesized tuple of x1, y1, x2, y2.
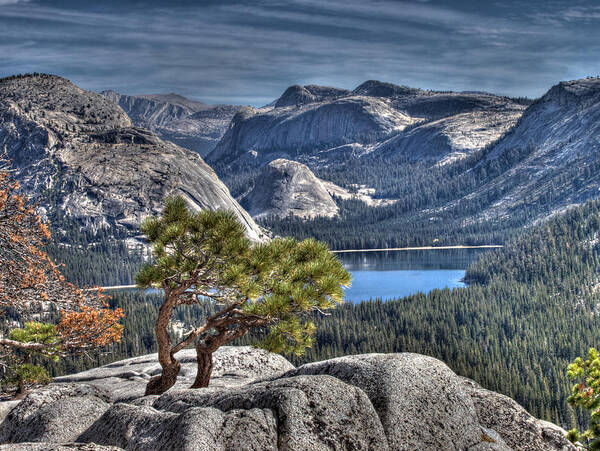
(136, 196, 351, 395)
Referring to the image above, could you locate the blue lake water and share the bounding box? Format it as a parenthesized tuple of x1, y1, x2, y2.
(117, 248, 493, 303)
(337, 248, 491, 302)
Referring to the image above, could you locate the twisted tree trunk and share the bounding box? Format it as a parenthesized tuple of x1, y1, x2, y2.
(145, 358, 181, 395)
(191, 347, 213, 388)
(191, 324, 253, 388)
(189, 307, 265, 388)
(145, 290, 181, 395)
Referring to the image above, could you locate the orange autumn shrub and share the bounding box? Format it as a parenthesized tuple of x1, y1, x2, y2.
(0, 158, 123, 392)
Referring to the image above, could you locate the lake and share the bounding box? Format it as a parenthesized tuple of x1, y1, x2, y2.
(337, 248, 491, 302)
(109, 248, 494, 303)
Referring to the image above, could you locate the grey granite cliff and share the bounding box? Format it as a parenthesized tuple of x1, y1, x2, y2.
(101, 91, 242, 156)
(0, 74, 264, 241)
(241, 159, 340, 219)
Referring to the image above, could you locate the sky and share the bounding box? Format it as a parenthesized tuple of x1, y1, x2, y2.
(1, 0, 600, 106)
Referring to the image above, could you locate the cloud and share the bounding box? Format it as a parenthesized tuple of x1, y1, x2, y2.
(0, 0, 599, 104)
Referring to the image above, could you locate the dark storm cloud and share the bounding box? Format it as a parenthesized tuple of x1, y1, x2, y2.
(1, 0, 599, 105)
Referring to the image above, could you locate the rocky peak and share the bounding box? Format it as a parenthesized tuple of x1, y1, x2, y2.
(454, 76, 600, 224)
(208, 79, 528, 172)
(274, 85, 317, 108)
(99, 91, 197, 127)
(230, 105, 259, 122)
(539, 77, 600, 107)
(134, 93, 210, 112)
(99, 89, 120, 102)
(241, 158, 339, 219)
(352, 80, 421, 98)
(274, 84, 350, 108)
(304, 84, 351, 98)
(208, 94, 416, 166)
(0, 74, 132, 133)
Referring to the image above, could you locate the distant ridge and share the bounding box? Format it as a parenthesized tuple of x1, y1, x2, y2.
(208, 79, 525, 167)
(101, 90, 243, 156)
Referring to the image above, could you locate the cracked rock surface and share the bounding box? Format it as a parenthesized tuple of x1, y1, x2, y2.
(0, 347, 575, 450)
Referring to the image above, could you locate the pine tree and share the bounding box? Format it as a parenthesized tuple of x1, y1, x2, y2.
(567, 348, 600, 449)
(136, 196, 351, 394)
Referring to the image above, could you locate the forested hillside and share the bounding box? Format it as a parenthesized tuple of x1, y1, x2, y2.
(259, 147, 532, 248)
(260, 131, 595, 249)
(293, 201, 600, 428)
(43, 213, 145, 287)
(44, 200, 600, 431)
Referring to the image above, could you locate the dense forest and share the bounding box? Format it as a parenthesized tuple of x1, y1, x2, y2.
(43, 200, 600, 431)
(303, 201, 600, 429)
(259, 199, 522, 250)
(44, 210, 146, 287)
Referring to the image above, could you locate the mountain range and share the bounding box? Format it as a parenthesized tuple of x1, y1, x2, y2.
(0, 74, 264, 242)
(208, 81, 528, 168)
(101, 90, 242, 157)
(199, 77, 600, 246)
(3, 73, 600, 248)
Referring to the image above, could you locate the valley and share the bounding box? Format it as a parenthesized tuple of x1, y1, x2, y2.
(4, 1, 600, 448)
(42, 199, 600, 434)
(207, 78, 599, 251)
(2, 72, 600, 442)
(98, 76, 600, 251)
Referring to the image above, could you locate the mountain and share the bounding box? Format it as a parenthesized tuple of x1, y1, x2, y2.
(208, 80, 526, 168)
(7, 74, 599, 248)
(274, 84, 351, 107)
(240, 158, 397, 219)
(210, 77, 600, 250)
(241, 159, 340, 219)
(101, 90, 243, 156)
(0, 74, 264, 241)
(456, 77, 600, 223)
(398, 76, 600, 227)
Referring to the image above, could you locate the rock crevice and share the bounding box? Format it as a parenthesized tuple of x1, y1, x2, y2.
(0, 347, 576, 450)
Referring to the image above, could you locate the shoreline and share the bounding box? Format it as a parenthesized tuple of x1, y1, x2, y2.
(94, 284, 138, 291)
(331, 245, 503, 253)
(97, 245, 501, 290)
